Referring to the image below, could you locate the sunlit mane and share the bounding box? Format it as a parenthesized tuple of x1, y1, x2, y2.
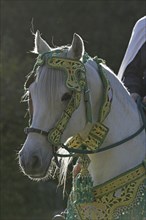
(101, 63, 137, 110)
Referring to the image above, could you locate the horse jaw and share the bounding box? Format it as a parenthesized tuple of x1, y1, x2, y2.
(68, 33, 84, 60)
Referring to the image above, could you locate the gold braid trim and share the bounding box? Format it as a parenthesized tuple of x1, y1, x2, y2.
(48, 57, 86, 91)
(48, 91, 81, 146)
(94, 164, 146, 197)
(66, 122, 109, 151)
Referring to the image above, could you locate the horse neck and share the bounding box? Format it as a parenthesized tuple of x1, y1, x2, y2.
(87, 63, 146, 186)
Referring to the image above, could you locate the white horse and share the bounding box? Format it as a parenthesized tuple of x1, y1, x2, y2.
(19, 31, 146, 219)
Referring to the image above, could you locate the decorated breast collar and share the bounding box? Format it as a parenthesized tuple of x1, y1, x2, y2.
(66, 161, 146, 220)
(25, 49, 113, 154)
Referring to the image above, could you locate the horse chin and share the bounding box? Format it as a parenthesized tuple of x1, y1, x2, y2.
(27, 171, 51, 182)
(20, 157, 53, 182)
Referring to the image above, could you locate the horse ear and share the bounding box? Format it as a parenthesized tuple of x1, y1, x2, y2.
(33, 30, 51, 54)
(68, 33, 84, 60)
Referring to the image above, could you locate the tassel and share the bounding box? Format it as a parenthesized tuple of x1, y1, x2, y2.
(73, 155, 94, 204)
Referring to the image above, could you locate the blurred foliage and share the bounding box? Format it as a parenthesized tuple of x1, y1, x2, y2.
(0, 0, 146, 220)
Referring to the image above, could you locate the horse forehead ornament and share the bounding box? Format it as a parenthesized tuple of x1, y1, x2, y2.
(24, 42, 146, 220)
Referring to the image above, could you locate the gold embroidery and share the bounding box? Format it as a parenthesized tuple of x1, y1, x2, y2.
(66, 164, 146, 220)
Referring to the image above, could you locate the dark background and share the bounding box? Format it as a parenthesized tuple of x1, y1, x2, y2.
(1, 1, 146, 220)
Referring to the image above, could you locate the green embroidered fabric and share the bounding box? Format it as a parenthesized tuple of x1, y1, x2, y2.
(66, 162, 146, 220)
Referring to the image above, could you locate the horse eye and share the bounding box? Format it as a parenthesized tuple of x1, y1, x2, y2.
(61, 92, 72, 101)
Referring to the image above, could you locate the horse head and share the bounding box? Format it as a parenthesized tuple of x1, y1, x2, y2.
(19, 31, 88, 180)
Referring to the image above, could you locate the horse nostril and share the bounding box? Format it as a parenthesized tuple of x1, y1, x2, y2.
(19, 150, 42, 173)
(30, 156, 41, 170)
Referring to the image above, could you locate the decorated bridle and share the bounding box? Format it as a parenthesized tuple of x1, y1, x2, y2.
(24, 48, 145, 159)
(24, 49, 113, 156)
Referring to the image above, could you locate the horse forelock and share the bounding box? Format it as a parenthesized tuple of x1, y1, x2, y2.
(30, 65, 66, 107)
(29, 45, 74, 99)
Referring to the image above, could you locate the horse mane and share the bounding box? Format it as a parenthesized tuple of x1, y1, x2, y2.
(101, 63, 137, 112)
(34, 66, 65, 104)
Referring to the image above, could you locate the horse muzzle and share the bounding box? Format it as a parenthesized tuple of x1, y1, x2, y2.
(18, 148, 52, 180)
